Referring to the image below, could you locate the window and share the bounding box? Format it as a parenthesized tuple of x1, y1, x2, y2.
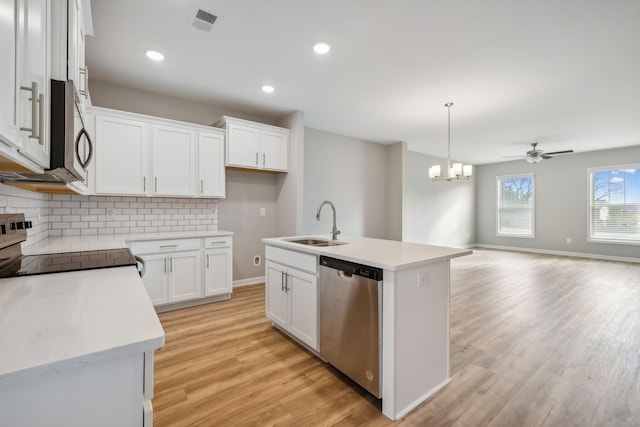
(497, 174, 535, 237)
(589, 165, 640, 244)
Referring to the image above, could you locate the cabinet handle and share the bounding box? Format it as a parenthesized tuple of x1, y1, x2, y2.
(159, 244, 178, 249)
(255, 152, 259, 165)
(206, 254, 210, 269)
(79, 66, 89, 98)
(200, 179, 204, 193)
(155, 177, 158, 192)
(285, 273, 289, 292)
(169, 257, 173, 272)
(37, 93, 44, 145)
(164, 258, 167, 273)
(20, 82, 39, 140)
(262, 153, 265, 166)
(281, 271, 285, 291)
(143, 177, 146, 192)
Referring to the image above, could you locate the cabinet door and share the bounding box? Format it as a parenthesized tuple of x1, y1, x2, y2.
(265, 261, 288, 328)
(168, 250, 202, 303)
(95, 115, 149, 195)
(204, 248, 232, 296)
(15, 0, 50, 167)
(198, 131, 225, 197)
(140, 254, 169, 306)
(261, 130, 288, 171)
(0, 0, 18, 148)
(226, 123, 260, 168)
(152, 125, 196, 196)
(288, 268, 318, 350)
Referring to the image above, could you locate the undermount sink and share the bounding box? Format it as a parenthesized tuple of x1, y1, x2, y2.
(286, 238, 347, 247)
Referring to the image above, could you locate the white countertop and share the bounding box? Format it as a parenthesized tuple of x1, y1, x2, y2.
(263, 235, 472, 270)
(0, 266, 164, 386)
(25, 230, 234, 255)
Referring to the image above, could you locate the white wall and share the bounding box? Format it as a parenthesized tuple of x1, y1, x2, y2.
(302, 128, 388, 238)
(476, 145, 640, 260)
(403, 151, 475, 247)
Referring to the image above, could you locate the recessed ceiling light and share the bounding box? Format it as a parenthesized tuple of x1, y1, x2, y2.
(145, 50, 165, 61)
(261, 85, 275, 93)
(313, 42, 331, 55)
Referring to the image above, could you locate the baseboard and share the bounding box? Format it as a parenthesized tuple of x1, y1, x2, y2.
(233, 276, 265, 288)
(474, 244, 640, 264)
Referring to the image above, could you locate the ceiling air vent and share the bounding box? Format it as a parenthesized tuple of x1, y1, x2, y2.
(192, 9, 217, 32)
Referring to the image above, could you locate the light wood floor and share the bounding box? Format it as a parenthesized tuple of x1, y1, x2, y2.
(153, 249, 640, 426)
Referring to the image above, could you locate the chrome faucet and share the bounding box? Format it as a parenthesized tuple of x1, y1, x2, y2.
(316, 200, 341, 240)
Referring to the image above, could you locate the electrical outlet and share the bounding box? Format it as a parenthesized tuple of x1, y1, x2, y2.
(566, 237, 572, 244)
(418, 272, 430, 287)
(253, 255, 261, 266)
(259, 208, 266, 217)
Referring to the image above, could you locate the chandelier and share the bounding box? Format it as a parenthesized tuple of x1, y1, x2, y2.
(428, 102, 472, 181)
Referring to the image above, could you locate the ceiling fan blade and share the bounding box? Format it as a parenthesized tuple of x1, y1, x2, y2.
(541, 155, 553, 159)
(544, 149, 574, 155)
(502, 155, 527, 158)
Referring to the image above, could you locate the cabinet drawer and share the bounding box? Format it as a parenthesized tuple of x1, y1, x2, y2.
(204, 236, 232, 249)
(266, 245, 317, 274)
(130, 238, 200, 254)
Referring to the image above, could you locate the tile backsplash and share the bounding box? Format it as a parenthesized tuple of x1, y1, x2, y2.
(0, 184, 50, 247)
(48, 195, 218, 237)
(0, 183, 219, 244)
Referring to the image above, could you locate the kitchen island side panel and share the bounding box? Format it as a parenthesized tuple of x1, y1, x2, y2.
(386, 260, 451, 419)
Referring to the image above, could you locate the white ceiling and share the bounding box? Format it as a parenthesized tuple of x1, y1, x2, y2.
(86, 0, 640, 165)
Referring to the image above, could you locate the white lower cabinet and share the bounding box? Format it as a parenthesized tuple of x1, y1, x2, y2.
(131, 236, 233, 310)
(266, 259, 318, 351)
(204, 237, 233, 296)
(0, 352, 151, 427)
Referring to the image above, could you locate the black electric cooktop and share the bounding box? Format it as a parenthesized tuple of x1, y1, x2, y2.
(0, 248, 137, 279)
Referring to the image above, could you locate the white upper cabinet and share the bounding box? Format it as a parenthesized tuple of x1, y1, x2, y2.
(0, 0, 50, 170)
(51, 0, 91, 111)
(152, 125, 196, 197)
(91, 107, 225, 198)
(198, 131, 225, 198)
(95, 114, 150, 195)
(216, 116, 289, 172)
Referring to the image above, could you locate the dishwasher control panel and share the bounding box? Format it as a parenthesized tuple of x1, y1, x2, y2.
(319, 256, 383, 281)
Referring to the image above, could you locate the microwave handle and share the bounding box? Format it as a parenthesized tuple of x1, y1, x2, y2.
(75, 127, 93, 170)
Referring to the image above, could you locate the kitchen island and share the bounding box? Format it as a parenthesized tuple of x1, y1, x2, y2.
(263, 235, 471, 421)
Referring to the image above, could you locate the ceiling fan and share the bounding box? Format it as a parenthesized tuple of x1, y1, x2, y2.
(503, 142, 574, 163)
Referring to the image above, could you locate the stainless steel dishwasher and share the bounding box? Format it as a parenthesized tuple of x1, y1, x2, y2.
(319, 255, 383, 398)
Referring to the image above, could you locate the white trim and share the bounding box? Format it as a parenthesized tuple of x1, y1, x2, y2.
(473, 243, 640, 264)
(496, 173, 535, 238)
(233, 276, 265, 288)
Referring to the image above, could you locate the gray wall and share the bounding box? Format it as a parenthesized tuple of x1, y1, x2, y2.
(302, 128, 388, 238)
(218, 171, 278, 282)
(403, 151, 475, 247)
(275, 111, 305, 237)
(476, 145, 640, 259)
(89, 80, 275, 125)
(386, 142, 405, 241)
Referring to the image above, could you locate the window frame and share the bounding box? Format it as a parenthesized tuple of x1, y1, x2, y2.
(496, 173, 535, 239)
(587, 163, 640, 245)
